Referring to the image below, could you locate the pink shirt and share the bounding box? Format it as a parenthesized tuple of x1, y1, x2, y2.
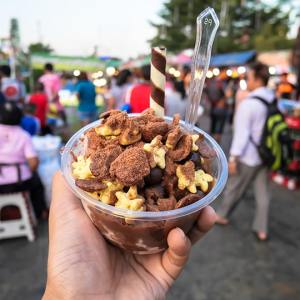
(0, 125, 37, 185)
(39, 73, 61, 101)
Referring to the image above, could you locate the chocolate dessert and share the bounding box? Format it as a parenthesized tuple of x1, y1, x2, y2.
(72, 109, 215, 213)
(66, 109, 221, 254)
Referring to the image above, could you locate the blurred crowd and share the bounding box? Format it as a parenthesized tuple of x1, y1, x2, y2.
(0, 60, 299, 236)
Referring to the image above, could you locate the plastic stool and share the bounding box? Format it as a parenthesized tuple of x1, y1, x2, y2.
(0, 192, 35, 241)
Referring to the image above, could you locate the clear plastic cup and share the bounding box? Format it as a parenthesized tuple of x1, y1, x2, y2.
(61, 115, 228, 254)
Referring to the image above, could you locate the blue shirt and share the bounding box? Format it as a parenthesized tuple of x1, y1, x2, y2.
(21, 115, 40, 136)
(76, 80, 96, 112)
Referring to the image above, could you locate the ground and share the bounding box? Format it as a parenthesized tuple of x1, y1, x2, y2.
(0, 114, 300, 300)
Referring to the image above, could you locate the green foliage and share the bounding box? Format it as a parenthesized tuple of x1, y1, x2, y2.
(150, 0, 297, 53)
(28, 42, 53, 54)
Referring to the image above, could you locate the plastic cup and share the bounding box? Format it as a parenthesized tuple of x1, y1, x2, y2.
(61, 115, 228, 254)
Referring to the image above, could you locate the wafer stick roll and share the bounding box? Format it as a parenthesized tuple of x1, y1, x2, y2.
(150, 46, 166, 117)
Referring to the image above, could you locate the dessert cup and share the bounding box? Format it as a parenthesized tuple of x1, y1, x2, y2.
(61, 114, 228, 254)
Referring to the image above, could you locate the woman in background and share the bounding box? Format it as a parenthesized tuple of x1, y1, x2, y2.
(0, 102, 47, 219)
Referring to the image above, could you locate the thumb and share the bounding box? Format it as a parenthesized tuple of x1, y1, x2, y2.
(162, 227, 191, 282)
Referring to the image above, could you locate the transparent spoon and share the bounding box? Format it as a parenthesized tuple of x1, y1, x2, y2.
(185, 7, 219, 132)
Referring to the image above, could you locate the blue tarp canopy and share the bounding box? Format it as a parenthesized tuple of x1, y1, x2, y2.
(210, 50, 256, 67)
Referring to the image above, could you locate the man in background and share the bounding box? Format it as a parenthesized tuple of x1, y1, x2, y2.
(216, 62, 275, 241)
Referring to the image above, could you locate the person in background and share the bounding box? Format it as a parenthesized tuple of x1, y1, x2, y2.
(216, 62, 275, 241)
(276, 72, 296, 100)
(180, 64, 191, 91)
(0, 65, 25, 104)
(205, 76, 227, 143)
(61, 72, 75, 92)
(107, 69, 133, 110)
(0, 102, 47, 219)
(39, 63, 67, 126)
(39, 63, 61, 103)
(29, 82, 48, 134)
(16, 72, 27, 104)
(165, 78, 186, 119)
(76, 71, 97, 126)
(128, 65, 151, 113)
(21, 103, 40, 136)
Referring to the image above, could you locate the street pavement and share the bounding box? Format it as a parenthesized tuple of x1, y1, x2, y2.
(0, 114, 300, 300)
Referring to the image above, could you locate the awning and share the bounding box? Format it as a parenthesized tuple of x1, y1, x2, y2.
(31, 53, 105, 71)
(210, 50, 256, 67)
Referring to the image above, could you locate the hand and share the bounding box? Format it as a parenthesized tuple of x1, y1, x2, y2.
(43, 172, 216, 300)
(228, 161, 238, 175)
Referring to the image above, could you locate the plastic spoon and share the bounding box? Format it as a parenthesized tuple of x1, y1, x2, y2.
(185, 7, 219, 132)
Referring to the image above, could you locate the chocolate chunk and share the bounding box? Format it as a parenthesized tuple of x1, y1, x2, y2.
(100, 110, 122, 120)
(162, 175, 177, 197)
(178, 161, 195, 183)
(196, 140, 216, 158)
(186, 152, 202, 169)
(84, 129, 107, 157)
(141, 121, 169, 142)
(144, 167, 163, 186)
(119, 119, 141, 145)
(175, 193, 203, 209)
(167, 134, 192, 161)
(157, 196, 177, 211)
(165, 155, 176, 176)
(90, 146, 123, 179)
(145, 151, 156, 168)
(104, 111, 127, 130)
(132, 109, 164, 127)
(172, 114, 180, 127)
(166, 126, 183, 149)
(174, 187, 190, 200)
(75, 178, 107, 192)
(145, 186, 165, 204)
(110, 147, 150, 186)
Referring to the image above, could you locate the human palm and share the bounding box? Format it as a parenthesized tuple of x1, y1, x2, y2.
(43, 172, 216, 300)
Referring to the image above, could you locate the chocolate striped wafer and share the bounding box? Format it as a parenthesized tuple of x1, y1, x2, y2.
(150, 47, 166, 117)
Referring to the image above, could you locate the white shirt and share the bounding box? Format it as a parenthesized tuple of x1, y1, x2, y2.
(230, 87, 275, 166)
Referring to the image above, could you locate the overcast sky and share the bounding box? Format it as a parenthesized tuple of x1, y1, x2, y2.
(0, 0, 165, 59)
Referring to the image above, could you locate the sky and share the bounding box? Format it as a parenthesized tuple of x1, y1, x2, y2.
(1, 0, 299, 60)
(0, 0, 165, 59)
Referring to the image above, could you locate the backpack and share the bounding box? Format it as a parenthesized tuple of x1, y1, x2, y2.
(251, 96, 289, 170)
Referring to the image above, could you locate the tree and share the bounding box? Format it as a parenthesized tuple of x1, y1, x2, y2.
(150, 0, 297, 53)
(28, 42, 53, 54)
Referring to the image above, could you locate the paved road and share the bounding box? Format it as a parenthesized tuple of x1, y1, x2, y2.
(1, 115, 300, 300)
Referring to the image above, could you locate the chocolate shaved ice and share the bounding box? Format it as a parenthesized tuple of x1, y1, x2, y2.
(72, 110, 216, 212)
